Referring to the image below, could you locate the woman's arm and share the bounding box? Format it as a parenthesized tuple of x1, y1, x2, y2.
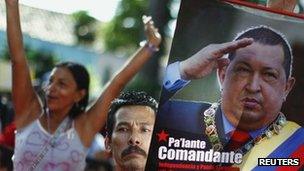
(77, 16, 162, 146)
(5, 0, 42, 129)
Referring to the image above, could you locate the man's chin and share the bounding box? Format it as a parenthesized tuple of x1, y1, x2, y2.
(123, 153, 146, 160)
(121, 159, 146, 171)
(238, 111, 266, 129)
(241, 110, 263, 119)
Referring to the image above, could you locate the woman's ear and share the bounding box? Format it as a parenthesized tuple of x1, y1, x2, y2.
(105, 135, 112, 153)
(75, 89, 86, 102)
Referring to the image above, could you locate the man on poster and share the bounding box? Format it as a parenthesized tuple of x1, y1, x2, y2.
(160, 26, 304, 170)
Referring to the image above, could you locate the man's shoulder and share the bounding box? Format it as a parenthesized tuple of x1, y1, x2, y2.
(161, 99, 211, 111)
(285, 120, 304, 132)
(265, 121, 304, 155)
(156, 99, 213, 134)
(258, 121, 304, 158)
(285, 121, 304, 136)
(268, 121, 304, 145)
(158, 99, 218, 122)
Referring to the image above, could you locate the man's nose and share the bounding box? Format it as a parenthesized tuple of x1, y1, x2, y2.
(246, 74, 261, 93)
(128, 132, 141, 146)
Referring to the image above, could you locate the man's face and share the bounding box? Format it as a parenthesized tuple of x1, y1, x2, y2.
(219, 42, 294, 130)
(106, 105, 155, 171)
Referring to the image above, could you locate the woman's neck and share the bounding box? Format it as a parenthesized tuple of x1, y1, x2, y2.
(40, 109, 70, 134)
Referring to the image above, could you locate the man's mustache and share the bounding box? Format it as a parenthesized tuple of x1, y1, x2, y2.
(121, 145, 147, 158)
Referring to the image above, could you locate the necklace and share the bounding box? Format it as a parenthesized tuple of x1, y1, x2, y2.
(30, 110, 71, 171)
(46, 108, 54, 147)
(203, 103, 287, 155)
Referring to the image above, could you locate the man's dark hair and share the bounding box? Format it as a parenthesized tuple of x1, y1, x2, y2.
(228, 25, 293, 79)
(106, 91, 158, 137)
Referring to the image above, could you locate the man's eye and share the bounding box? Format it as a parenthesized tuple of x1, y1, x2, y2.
(236, 67, 250, 73)
(265, 72, 276, 78)
(233, 66, 251, 77)
(117, 127, 128, 132)
(264, 72, 277, 81)
(142, 128, 151, 132)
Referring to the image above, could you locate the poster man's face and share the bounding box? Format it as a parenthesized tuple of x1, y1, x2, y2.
(219, 42, 294, 130)
(106, 105, 155, 170)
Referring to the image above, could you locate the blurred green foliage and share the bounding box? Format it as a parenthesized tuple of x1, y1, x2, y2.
(102, 0, 148, 53)
(124, 75, 162, 100)
(2, 46, 58, 84)
(100, 0, 173, 98)
(72, 11, 97, 45)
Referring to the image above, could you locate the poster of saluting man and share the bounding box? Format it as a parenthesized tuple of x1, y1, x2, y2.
(146, 0, 304, 170)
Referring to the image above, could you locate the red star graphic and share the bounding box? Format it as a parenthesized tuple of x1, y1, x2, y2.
(157, 130, 169, 142)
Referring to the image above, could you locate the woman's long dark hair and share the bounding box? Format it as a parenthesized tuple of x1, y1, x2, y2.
(55, 62, 90, 119)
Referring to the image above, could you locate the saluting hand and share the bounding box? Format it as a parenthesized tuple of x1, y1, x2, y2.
(179, 38, 253, 80)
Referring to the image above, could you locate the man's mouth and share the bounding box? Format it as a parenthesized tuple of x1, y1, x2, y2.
(124, 151, 143, 157)
(241, 97, 261, 110)
(121, 146, 147, 159)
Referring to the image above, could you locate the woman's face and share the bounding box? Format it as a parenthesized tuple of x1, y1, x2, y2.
(45, 67, 83, 113)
